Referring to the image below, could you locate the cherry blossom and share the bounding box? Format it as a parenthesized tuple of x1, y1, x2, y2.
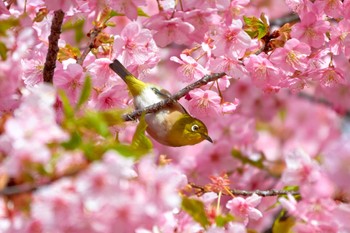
(291, 12, 330, 48)
(144, 10, 195, 47)
(212, 19, 251, 59)
(269, 38, 311, 74)
(1, 0, 350, 232)
(170, 54, 209, 82)
(226, 194, 263, 225)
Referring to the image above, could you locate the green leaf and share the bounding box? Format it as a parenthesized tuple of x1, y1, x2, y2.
(79, 111, 110, 137)
(62, 19, 85, 43)
(282, 186, 301, 200)
(0, 18, 19, 37)
(61, 132, 82, 150)
(58, 90, 74, 119)
(231, 149, 265, 169)
(243, 15, 269, 39)
(100, 109, 126, 126)
(137, 8, 149, 17)
(75, 76, 92, 111)
(181, 197, 210, 228)
(215, 213, 234, 227)
(109, 8, 149, 18)
(0, 42, 7, 60)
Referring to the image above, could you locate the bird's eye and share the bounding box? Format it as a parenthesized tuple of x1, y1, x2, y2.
(191, 124, 199, 131)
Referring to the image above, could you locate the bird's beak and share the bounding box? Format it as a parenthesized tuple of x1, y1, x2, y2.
(202, 134, 213, 143)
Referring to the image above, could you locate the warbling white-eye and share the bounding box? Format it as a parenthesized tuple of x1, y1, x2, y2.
(109, 59, 213, 147)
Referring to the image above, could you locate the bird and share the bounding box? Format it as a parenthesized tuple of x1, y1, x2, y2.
(109, 59, 213, 147)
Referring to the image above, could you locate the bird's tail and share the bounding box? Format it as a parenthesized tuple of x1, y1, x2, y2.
(109, 59, 133, 81)
(109, 59, 146, 97)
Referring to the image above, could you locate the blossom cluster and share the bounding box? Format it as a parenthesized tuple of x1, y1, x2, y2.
(0, 0, 350, 232)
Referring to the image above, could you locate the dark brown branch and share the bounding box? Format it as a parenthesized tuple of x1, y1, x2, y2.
(190, 183, 300, 197)
(122, 72, 227, 121)
(43, 10, 65, 83)
(0, 170, 82, 197)
(269, 13, 300, 27)
(76, 27, 103, 65)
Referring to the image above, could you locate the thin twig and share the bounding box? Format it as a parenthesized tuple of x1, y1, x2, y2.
(297, 92, 350, 118)
(43, 10, 65, 83)
(122, 72, 227, 121)
(190, 183, 299, 197)
(77, 27, 103, 65)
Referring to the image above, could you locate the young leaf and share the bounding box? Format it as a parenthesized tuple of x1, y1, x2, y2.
(0, 18, 19, 36)
(0, 42, 7, 60)
(215, 213, 235, 227)
(61, 132, 82, 150)
(78, 111, 110, 137)
(181, 197, 210, 228)
(231, 149, 265, 169)
(137, 8, 149, 17)
(58, 90, 74, 119)
(243, 15, 269, 39)
(75, 76, 92, 111)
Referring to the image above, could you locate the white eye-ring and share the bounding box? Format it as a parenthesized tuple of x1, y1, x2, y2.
(191, 124, 199, 131)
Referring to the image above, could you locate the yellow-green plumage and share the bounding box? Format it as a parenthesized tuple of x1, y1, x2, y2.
(109, 59, 212, 147)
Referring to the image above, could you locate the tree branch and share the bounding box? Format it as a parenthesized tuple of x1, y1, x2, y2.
(297, 92, 350, 118)
(190, 183, 299, 197)
(122, 72, 227, 121)
(43, 10, 65, 83)
(269, 13, 300, 27)
(0, 170, 82, 197)
(76, 26, 103, 65)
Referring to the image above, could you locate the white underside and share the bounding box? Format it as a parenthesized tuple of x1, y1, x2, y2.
(134, 86, 169, 138)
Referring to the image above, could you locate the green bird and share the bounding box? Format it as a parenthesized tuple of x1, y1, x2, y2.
(109, 59, 213, 147)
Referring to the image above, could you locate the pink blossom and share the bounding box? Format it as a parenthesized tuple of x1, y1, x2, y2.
(209, 56, 248, 79)
(107, 0, 146, 20)
(226, 193, 263, 225)
(182, 8, 221, 42)
(281, 149, 320, 185)
(311, 66, 346, 88)
(170, 54, 209, 82)
(186, 89, 221, 118)
(329, 19, 350, 56)
(221, 99, 239, 114)
(280, 197, 340, 233)
(21, 50, 47, 86)
(322, 138, 350, 193)
(53, 63, 86, 104)
(291, 12, 330, 48)
(86, 58, 117, 88)
(144, 11, 195, 47)
(0, 60, 22, 112)
(212, 20, 251, 59)
(269, 38, 311, 74)
(244, 54, 286, 92)
(113, 22, 160, 74)
(319, 0, 343, 18)
(0, 1, 9, 14)
(91, 84, 128, 110)
(345, 0, 350, 19)
(0, 84, 68, 177)
(44, 0, 78, 13)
